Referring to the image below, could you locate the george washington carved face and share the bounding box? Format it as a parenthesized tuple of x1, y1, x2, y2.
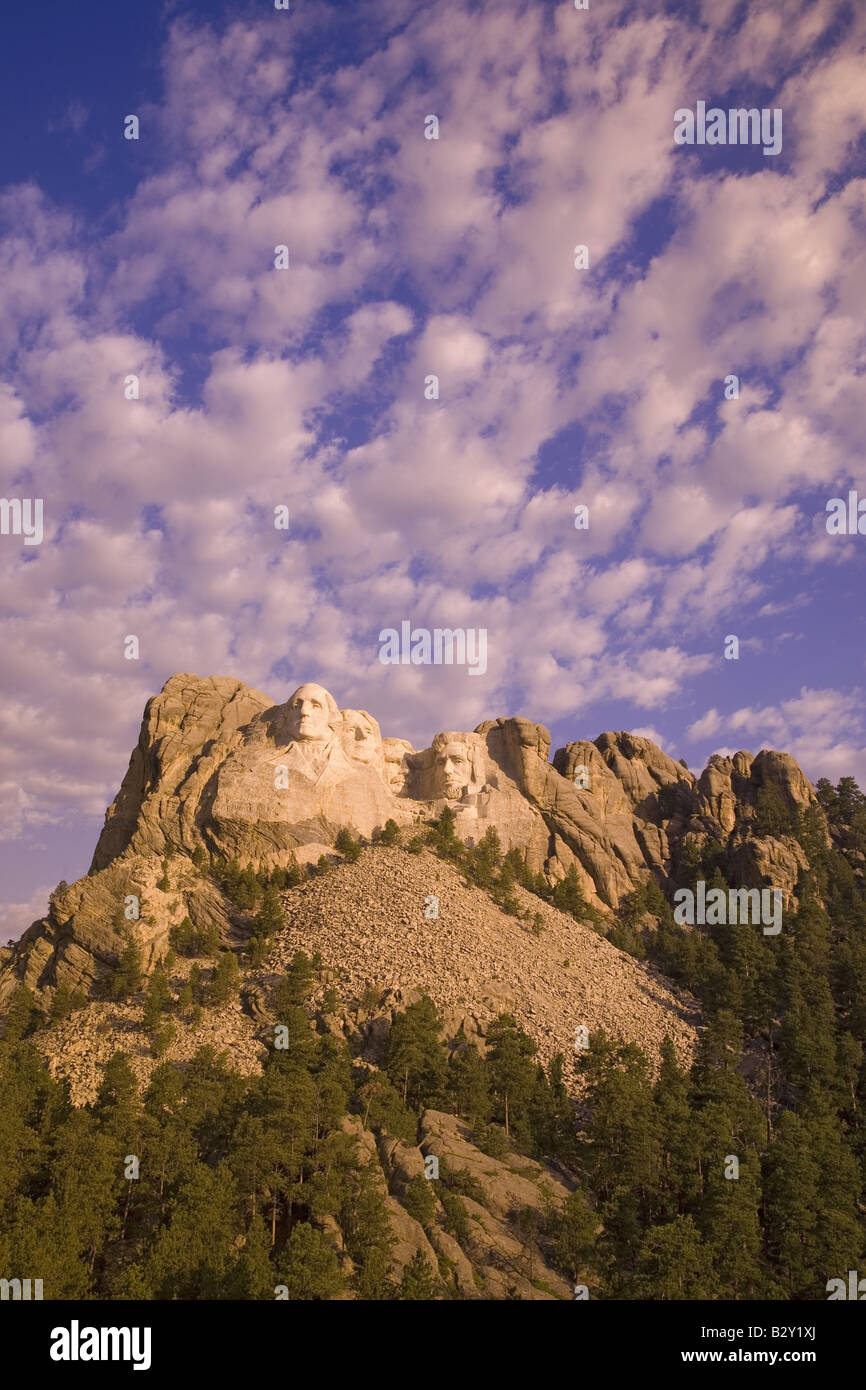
(286, 683, 340, 744)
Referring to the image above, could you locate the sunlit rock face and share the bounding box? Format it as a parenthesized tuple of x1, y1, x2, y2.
(0, 670, 824, 1009)
(208, 685, 403, 859)
(82, 674, 822, 907)
(341, 709, 385, 770)
(412, 732, 487, 802)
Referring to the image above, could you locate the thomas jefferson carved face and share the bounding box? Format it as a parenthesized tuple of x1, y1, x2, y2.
(341, 709, 382, 766)
(286, 684, 339, 744)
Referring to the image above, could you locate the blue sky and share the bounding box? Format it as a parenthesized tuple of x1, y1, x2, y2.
(1, 0, 865, 940)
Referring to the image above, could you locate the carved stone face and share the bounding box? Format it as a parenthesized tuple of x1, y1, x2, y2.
(383, 737, 413, 793)
(341, 709, 382, 766)
(433, 739, 475, 800)
(286, 683, 338, 744)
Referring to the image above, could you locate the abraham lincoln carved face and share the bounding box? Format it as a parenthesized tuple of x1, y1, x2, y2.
(431, 733, 480, 800)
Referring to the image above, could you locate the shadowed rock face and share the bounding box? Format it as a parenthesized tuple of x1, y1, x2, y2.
(0, 672, 823, 1008)
(382, 737, 413, 794)
(89, 674, 274, 872)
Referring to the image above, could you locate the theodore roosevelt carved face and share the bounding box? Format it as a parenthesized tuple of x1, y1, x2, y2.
(383, 737, 413, 794)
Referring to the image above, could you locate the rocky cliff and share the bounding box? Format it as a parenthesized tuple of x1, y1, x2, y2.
(0, 673, 837, 1301)
(0, 672, 821, 1012)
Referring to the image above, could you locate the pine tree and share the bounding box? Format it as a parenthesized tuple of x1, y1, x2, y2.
(199, 921, 221, 957)
(548, 1188, 597, 1284)
(355, 1073, 416, 1142)
(5, 1192, 90, 1298)
(254, 1065, 318, 1242)
(171, 917, 192, 955)
(754, 783, 795, 838)
(137, 1162, 243, 1299)
(334, 827, 362, 862)
(229, 1113, 282, 1222)
(652, 1037, 699, 1222)
(268, 1002, 319, 1070)
(50, 1109, 123, 1279)
(763, 1109, 823, 1297)
(699, 1153, 766, 1298)
(690, 1011, 759, 1127)
(274, 950, 315, 1010)
(446, 1038, 491, 1126)
(835, 1031, 863, 1118)
(430, 804, 459, 855)
(112, 937, 143, 999)
(140, 1065, 201, 1221)
(485, 1013, 537, 1142)
(384, 996, 448, 1110)
(398, 1249, 441, 1300)
(779, 977, 838, 1100)
(674, 836, 705, 894)
(527, 1063, 558, 1157)
(247, 934, 268, 967)
(760, 1097, 861, 1299)
(340, 1162, 396, 1300)
(151, 1021, 176, 1057)
(471, 826, 502, 887)
(576, 1032, 660, 1263)
(253, 883, 284, 939)
(141, 965, 171, 1031)
(208, 952, 240, 1008)
(91, 1051, 140, 1138)
(3, 984, 40, 1041)
(543, 1051, 577, 1163)
(800, 1101, 863, 1289)
(551, 864, 591, 918)
(277, 1221, 343, 1300)
(314, 1035, 353, 1135)
(629, 1215, 714, 1299)
(401, 1175, 437, 1229)
(0, 1042, 70, 1205)
(51, 982, 85, 1021)
(243, 863, 264, 906)
(226, 1214, 274, 1299)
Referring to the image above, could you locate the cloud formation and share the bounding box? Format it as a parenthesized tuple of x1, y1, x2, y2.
(1, 0, 865, 914)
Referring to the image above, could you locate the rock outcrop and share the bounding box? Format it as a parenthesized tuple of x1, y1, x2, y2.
(90, 674, 273, 870)
(0, 672, 825, 1013)
(418, 1110, 573, 1299)
(0, 672, 843, 1303)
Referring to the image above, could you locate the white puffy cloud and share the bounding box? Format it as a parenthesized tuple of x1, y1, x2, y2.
(1, 0, 864, 902)
(0, 884, 52, 947)
(687, 688, 866, 786)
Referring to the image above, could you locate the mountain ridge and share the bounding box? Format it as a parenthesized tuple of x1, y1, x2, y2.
(3, 675, 865, 1303)
(0, 671, 822, 1014)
